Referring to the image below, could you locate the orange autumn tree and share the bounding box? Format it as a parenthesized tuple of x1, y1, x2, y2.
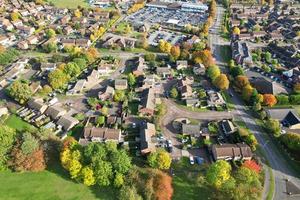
(193, 49, 214, 67)
(263, 94, 277, 107)
(235, 75, 250, 90)
(153, 170, 173, 200)
(242, 160, 261, 174)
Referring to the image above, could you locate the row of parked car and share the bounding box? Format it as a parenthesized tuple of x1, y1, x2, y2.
(251, 66, 293, 88)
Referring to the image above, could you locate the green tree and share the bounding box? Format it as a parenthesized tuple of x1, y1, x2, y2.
(64, 62, 80, 77)
(170, 87, 178, 99)
(93, 160, 113, 186)
(43, 42, 57, 53)
(206, 160, 232, 189)
(147, 149, 171, 170)
(119, 185, 142, 200)
(96, 116, 105, 126)
(206, 65, 221, 81)
(127, 73, 136, 88)
(111, 150, 132, 174)
(0, 125, 16, 171)
(213, 74, 229, 91)
(198, 89, 206, 99)
(114, 90, 126, 102)
(45, 28, 56, 39)
(73, 58, 87, 70)
(21, 132, 39, 155)
(280, 133, 300, 153)
(80, 166, 96, 186)
(265, 119, 281, 137)
(48, 69, 69, 89)
(144, 53, 156, 62)
(230, 66, 244, 77)
(7, 80, 32, 104)
(114, 173, 124, 187)
(69, 159, 82, 179)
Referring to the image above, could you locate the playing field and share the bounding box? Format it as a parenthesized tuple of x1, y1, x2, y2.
(48, 0, 89, 9)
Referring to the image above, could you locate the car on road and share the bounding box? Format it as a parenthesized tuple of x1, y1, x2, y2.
(189, 156, 195, 165)
(119, 69, 125, 73)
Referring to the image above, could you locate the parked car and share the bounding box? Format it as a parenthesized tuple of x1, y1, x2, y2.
(195, 156, 204, 165)
(189, 156, 195, 165)
(166, 140, 173, 152)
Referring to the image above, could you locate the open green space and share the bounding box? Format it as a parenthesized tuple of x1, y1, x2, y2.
(5, 114, 35, 132)
(172, 157, 211, 200)
(0, 164, 116, 200)
(47, 0, 89, 9)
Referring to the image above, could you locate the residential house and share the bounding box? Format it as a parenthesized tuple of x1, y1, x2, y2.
(207, 90, 226, 108)
(176, 60, 188, 70)
(193, 63, 206, 76)
(0, 35, 9, 46)
(156, 67, 172, 78)
(45, 105, 67, 120)
(140, 122, 156, 155)
(139, 88, 156, 116)
(18, 40, 29, 50)
(250, 77, 288, 95)
(142, 75, 156, 89)
(212, 143, 253, 161)
(40, 63, 57, 72)
(27, 99, 48, 113)
(132, 57, 146, 77)
(265, 108, 300, 129)
(114, 79, 128, 90)
(185, 98, 200, 107)
(85, 70, 100, 89)
(231, 40, 253, 66)
(76, 39, 91, 48)
(57, 115, 79, 131)
(82, 127, 122, 143)
(27, 35, 39, 45)
(221, 120, 237, 135)
(98, 86, 115, 101)
(68, 79, 86, 95)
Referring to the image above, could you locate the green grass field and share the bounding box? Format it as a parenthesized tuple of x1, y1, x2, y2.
(5, 114, 35, 132)
(47, 0, 89, 9)
(172, 158, 211, 200)
(0, 164, 117, 200)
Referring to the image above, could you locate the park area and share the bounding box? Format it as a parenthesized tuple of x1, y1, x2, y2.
(0, 164, 116, 200)
(47, 0, 89, 9)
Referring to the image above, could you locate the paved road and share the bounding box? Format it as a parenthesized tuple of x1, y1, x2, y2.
(210, 5, 300, 200)
(160, 79, 233, 159)
(208, 6, 230, 67)
(230, 88, 300, 200)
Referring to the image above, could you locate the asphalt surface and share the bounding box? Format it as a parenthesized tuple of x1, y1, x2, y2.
(210, 5, 300, 200)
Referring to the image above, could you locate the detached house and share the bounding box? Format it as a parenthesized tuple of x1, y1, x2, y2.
(265, 108, 300, 130)
(98, 86, 115, 101)
(176, 60, 188, 70)
(250, 77, 288, 95)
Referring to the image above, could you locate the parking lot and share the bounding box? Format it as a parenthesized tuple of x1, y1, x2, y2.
(126, 7, 207, 28)
(148, 30, 186, 46)
(246, 67, 293, 90)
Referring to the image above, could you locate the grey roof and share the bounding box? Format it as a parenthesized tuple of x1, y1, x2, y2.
(265, 108, 297, 121)
(251, 77, 288, 95)
(45, 105, 66, 119)
(140, 88, 155, 111)
(57, 115, 79, 131)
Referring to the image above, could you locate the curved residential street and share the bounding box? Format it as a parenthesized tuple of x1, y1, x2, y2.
(209, 5, 300, 200)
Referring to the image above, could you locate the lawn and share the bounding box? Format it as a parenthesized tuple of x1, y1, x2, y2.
(5, 114, 35, 132)
(220, 45, 232, 63)
(172, 158, 212, 200)
(48, 0, 89, 8)
(0, 164, 117, 200)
